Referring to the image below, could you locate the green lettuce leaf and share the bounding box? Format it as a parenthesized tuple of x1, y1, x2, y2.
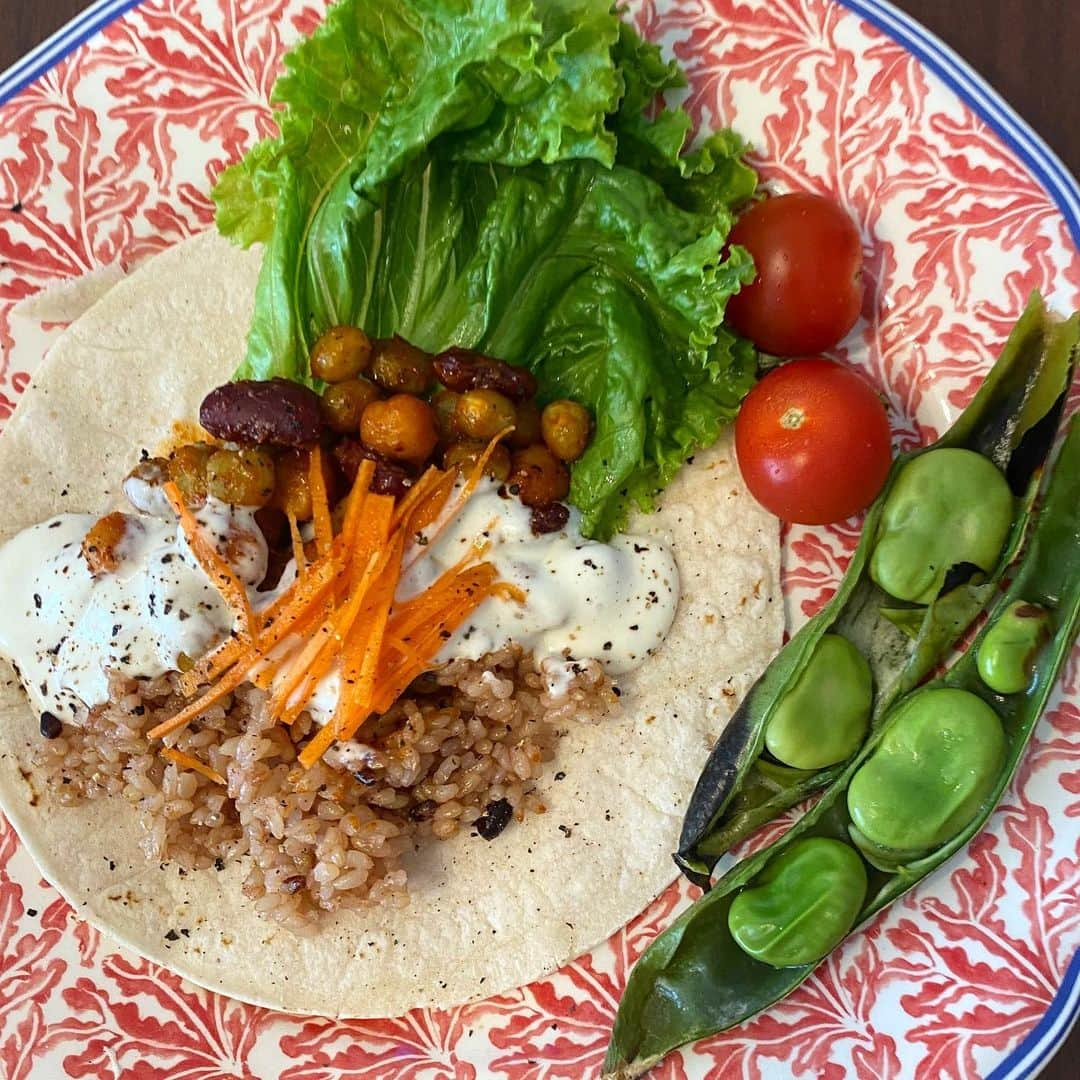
(213, 0, 757, 537)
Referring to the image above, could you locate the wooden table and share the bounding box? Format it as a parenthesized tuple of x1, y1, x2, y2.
(1, 2, 1077, 1077)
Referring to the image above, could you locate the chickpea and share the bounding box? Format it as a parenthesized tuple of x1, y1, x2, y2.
(508, 399, 542, 449)
(81, 511, 131, 575)
(309, 325, 372, 383)
(206, 447, 276, 507)
(442, 440, 512, 482)
(432, 390, 461, 445)
(360, 394, 438, 465)
(272, 447, 334, 521)
(167, 443, 214, 504)
(371, 336, 434, 395)
(454, 389, 517, 441)
(320, 377, 380, 434)
(541, 399, 591, 462)
(509, 445, 570, 507)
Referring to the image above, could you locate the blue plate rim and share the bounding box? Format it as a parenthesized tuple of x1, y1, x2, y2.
(0, 1, 1076, 1076)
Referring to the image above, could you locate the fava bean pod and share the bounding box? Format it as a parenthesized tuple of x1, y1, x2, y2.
(605, 414, 1080, 1079)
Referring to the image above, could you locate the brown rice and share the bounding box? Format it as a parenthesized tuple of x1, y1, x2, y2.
(35, 646, 613, 934)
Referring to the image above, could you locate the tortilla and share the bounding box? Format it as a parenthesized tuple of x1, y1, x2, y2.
(0, 230, 781, 1016)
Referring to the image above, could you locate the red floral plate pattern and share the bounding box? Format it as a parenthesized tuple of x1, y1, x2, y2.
(1, 1, 1078, 1077)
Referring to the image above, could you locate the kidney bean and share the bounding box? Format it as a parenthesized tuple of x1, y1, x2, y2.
(530, 501, 570, 535)
(433, 348, 537, 402)
(199, 379, 323, 447)
(332, 438, 414, 499)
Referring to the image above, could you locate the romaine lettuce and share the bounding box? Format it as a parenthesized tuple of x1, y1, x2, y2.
(213, 0, 757, 537)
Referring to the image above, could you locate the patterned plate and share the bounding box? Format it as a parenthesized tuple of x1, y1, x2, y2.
(1, 1, 1078, 1077)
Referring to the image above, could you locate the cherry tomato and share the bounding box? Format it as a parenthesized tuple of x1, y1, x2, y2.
(726, 193, 863, 356)
(735, 357, 892, 524)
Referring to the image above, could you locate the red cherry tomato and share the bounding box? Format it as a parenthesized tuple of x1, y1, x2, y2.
(726, 193, 864, 357)
(735, 357, 892, 524)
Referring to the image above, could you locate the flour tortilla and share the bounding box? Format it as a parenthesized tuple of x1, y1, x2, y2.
(0, 230, 781, 1017)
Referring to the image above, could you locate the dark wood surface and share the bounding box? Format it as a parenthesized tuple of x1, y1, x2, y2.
(0, 1, 1077, 1076)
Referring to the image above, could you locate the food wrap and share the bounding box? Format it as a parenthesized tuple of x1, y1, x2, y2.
(0, 231, 782, 1016)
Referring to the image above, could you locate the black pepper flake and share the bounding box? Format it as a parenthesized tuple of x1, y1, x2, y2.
(164, 929, 180, 942)
(634, 544, 648, 554)
(39, 712, 63, 739)
(161, 554, 174, 565)
(164, 600, 174, 615)
(554, 771, 566, 781)
(475, 798, 513, 841)
(111, 623, 122, 637)
(33, 593, 42, 610)
(409, 800, 437, 823)
(214, 857, 225, 871)
(558, 824, 572, 838)
(602, 641, 612, 651)
(133, 705, 145, 716)
(612, 686, 621, 697)
(629, 624, 639, 631)
(27, 908, 37, 917)
(180, 928, 190, 937)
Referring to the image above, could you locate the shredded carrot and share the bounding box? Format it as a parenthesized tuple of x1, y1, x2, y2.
(337, 534, 406, 740)
(340, 459, 375, 553)
(402, 429, 512, 570)
(390, 465, 442, 531)
(462, 427, 515, 500)
(295, 713, 340, 768)
(148, 662, 252, 740)
(308, 446, 333, 558)
(287, 511, 308, 585)
(274, 547, 384, 725)
(492, 582, 527, 604)
(407, 468, 458, 536)
(163, 482, 258, 647)
(371, 563, 499, 715)
(387, 541, 490, 642)
(179, 557, 342, 694)
(159, 436, 512, 768)
(161, 746, 226, 786)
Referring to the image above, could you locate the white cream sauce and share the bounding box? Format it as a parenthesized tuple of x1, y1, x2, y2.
(0, 481, 678, 726)
(0, 500, 266, 722)
(400, 480, 679, 676)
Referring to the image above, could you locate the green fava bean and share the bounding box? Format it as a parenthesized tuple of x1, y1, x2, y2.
(728, 837, 868, 968)
(847, 688, 1006, 866)
(977, 601, 1052, 694)
(870, 448, 1013, 604)
(764, 634, 873, 769)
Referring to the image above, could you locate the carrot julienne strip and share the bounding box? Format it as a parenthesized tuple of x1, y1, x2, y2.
(390, 465, 441, 531)
(337, 534, 405, 739)
(148, 662, 251, 739)
(340, 459, 375, 553)
(308, 446, 333, 558)
(163, 481, 258, 647)
(286, 510, 308, 586)
(401, 430, 511, 570)
(161, 746, 226, 786)
(275, 547, 385, 726)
